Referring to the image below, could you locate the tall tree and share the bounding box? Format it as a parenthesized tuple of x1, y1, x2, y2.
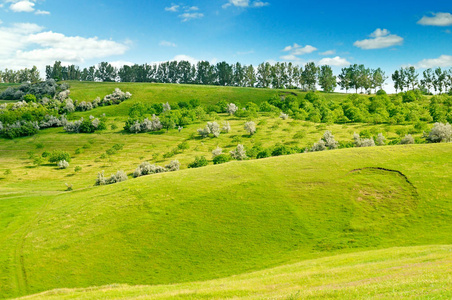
(95, 62, 117, 82)
(318, 65, 337, 93)
(302, 62, 318, 91)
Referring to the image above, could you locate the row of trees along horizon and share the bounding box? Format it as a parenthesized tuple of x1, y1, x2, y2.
(1, 61, 452, 95)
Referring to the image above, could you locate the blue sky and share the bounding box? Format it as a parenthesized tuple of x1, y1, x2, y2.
(0, 0, 451, 90)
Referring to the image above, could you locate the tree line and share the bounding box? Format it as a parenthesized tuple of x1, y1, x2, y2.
(2, 61, 452, 95)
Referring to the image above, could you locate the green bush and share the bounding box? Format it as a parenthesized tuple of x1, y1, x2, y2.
(213, 154, 231, 165)
(48, 150, 71, 163)
(188, 156, 209, 168)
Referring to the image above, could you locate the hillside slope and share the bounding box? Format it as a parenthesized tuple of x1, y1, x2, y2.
(1, 144, 451, 298)
(17, 245, 452, 299)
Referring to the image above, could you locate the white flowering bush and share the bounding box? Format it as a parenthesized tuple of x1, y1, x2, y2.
(280, 112, 289, 120)
(222, 121, 231, 133)
(95, 170, 128, 185)
(165, 160, 180, 172)
(100, 88, 132, 106)
(400, 134, 415, 144)
(230, 144, 247, 160)
(198, 122, 220, 138)
(311, 140, 326, 152)
(376, 133, 386, 146)
(353, 133, 375, 147)
(58, 160, 70, 169)
(425, 122, 451, 143)
(212, 147, 223, 158)
(62, 98, 75, 114)
(76, 101, 93, 112)
(39, 115, 67, 129)
(226, 103, 238, 115)
(244, 121, 256, 135)
(162, 102, 171, 112)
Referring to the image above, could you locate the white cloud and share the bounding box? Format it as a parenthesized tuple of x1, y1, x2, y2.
(186, 6, 199, 11)
(415, 55, 452, 68)
(354, 28, 403, 50)
(179, 12, 204, 22)
(159, 40, 177, 47)
(165, 4, 180, 12)
(35, 9, 50, 15)
(9, 0, 34, 12)
(173, 54, 198, 65)
(0, 23, 129, 74)
(292, 45, 317, 55)
(320, 50, 336, 56)
(280, 54, 300, 61)
(281, 43, 317, 61)
(418, 12, 452, 26)
(318, 56, 350, 67)
(222, 0, 269, 9)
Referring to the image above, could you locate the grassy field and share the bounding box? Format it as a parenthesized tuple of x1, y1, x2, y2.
(0, 144, 451, 298)
(17, 245, 452, 299)
(0, 82, 450, 299)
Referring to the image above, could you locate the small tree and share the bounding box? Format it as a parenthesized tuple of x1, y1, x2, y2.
(280, 112, 289, 120)
(322, 131, 338, 149)
(376, 133, 386, 146)
(400, 134, 415, 144)
(244, 121, 256, 136)
(425, 122, 452, 143)
(226, 103, 238, 115)
(230, 144, 247, 160)
(162, 102, 171, 112)
(311, 140, 326, 152)
(222, 121, 231, 133)
(58, 160, 69, 169)
(165, 160, 180, 172)
(212, 147, 223, 158)
(188, 156, 208, 168)
(213, 154, 231, 165)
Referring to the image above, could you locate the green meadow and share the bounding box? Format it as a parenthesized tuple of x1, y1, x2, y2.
(0, 82, 451, 299)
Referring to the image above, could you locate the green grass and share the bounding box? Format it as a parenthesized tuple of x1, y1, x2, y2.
(17, 244, 452, 299)
(1, 144, 451, 298)
(0, 82, 450, 299)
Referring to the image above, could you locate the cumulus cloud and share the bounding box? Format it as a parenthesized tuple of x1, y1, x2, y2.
(165, 4, 180, 12)
(280, 43, 317, 60)
(418, 12, 452, 26)
(9, 0, 35, 12)
(222, 0, 269, 9)
(415, 55, 452, 68)
(35, 9, 50, 15)
(0, 22, 129, 73)
(320, 50, 336, 56)
(318, 56, 350, 67)
(179, 12, 204, 22)
(354, 28, 403, 49)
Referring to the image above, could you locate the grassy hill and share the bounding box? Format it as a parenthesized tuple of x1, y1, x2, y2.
(0, 82, 450, 299)
(1, 143, 451, 298)
(17, 245, 452, 299)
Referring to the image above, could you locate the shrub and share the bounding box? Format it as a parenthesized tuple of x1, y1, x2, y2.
(322, 131, 338, 149)
(280, 112, 289, 120)
(226, 103, 238, 115)
(311, 140, 326, 152)
(244, 121, 256, 135)
(49, 150, 71, 163)
(188, 156, 209, 168)
(212, 147, 223, 158)
(74, 166, 82, 172)
(213, 154, 231, 165)
(376, 133, 386, 146)
(425, 122, 452, 143)
(353, 133, 375, 147)
(101, 88, 132, 106)
(107, 170, 128, 184)
(133, 162, 167, 178)
(198, 122, 220, 138)
(165, 160, 180, 172)
(162, 102, 171, 112)
(222, 121, 231, 133)
(58, 160, 70, 169)
(23, 94, 37, 103)
(230, 144, 247, 160)
(0, 121, 40, 139)
(400, 134, 415, 144)
(256, 148, 272, 159)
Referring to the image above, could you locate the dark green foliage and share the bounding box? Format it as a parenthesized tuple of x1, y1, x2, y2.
(213, 154, 231, 165)
(23, 94, 37, 103)
(188, 156, 209, 168)
(48, 150, 71, 163)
